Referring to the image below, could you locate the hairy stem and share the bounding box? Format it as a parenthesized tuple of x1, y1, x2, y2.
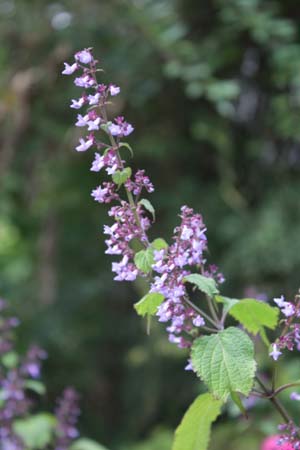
(255, 375, 293, 424)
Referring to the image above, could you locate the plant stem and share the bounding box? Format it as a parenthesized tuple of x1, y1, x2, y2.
(183, 296, 220, 329)
(255, 375, 293, 424)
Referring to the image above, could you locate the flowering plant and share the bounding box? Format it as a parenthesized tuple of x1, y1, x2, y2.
(0, 298, 105, 450)
(63, 48, 300, 450)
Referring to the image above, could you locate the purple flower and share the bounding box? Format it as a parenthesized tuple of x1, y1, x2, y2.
(290, 392, 300, 401)
(87, 93, 100, 105)
(74, 75, 95, 88)
(70, 97, 85, 109)
(269, 343, 282, 361)
(75, 114, 88, 127)
(75, 49, 93, 64)
(62, 62, 78, 75)
(274, 295, 286, 308)
(109, 84, 120, 96)
(75, 137, 93, 152)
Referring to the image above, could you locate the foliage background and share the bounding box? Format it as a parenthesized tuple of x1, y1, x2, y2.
(1, 0, 300, 448)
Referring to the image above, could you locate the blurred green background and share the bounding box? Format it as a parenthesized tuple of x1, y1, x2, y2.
(1, 0, 300, 449)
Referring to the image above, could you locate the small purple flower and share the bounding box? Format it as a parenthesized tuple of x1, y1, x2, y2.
(270, 343, 282, 361)
(274, 295, 286, 308)
(75, 114, 88, 127)
(70, 97, 85, 109)
(62, 62, 78, 75)
(109, 84, 120, 96)
(193, 315, 205, 327)
(290, 392, 300, 401)
(75, 137, 93, 152)
(75, 49, 93, 64)
(87, 93, 100, 105)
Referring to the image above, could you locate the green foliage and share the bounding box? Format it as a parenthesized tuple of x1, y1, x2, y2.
(134, 247, 155, 274)
(184, 274, 219, 297)
(151, 238, 168, 250)
(13, 413, 56, 449)
(139, 199, 156, 221)
(191, 327, 256, 401)
(229, 299, 279, 340)
(112, 167, 132, 186)
(134, 292, 165, 317)
(24, 379, 46, 395)
(172, 393, 223, 450)
(215, 296, 239, 313)
(1, 351, 19, 369)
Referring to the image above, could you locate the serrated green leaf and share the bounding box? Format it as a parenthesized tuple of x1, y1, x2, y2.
(139, 198, 155, 221)
(71, 438, 109, 450)
(13, 413, 56, 448)
(134, 292, 165, 317)
(24, 380, 46, 395)
(172, 393, 223, 450)
(184, 274, 219, 297)
(112, 167, 132, 186)
(134, 247, 154, 273)
(229, 298, 279, 338)
(215, 295, 239, 313)
(151, 238, 168, 250)
(191, 327, 256, 401)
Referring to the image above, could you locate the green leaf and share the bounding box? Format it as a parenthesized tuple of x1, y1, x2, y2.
(229, 298, 279, 338)
(134, 292, 165, 317)
(134, 247, 154, 273)
(184, 274, 219, 297)
(14, 413, 56, 448)
(172, 393, 223, 450)
(191, 327, 256, 401)
(71, 438, 109, 450)
(1, 351, 19, 368)
(119, 142, 134, 157)
(151, 238, 168, 250)
(230, 391, 247, 418)
(215, 295, 239, 313)
(112, 167, 132, 186)
(24, 380, 46, 395)
(139, 198, 155, 221)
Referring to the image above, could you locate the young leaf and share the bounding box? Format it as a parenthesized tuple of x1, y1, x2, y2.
(139, 198, 155, 221)
(112, 167, 132, 186)
(184, 274, 219, 297)
(230, 391, 248, 418)
(215, 295, 239, 313)
(134, 247, 154, 274)
(172, 393, 223, 450)
(229, 298, 279, 337)
(24, 380, 46, 395)
(151, 237, 168, 250)
(134, 292, 165, 317)
(119, 141, 134, 157)
(14, 413, 57, 449)
(191, 327, 256, 401)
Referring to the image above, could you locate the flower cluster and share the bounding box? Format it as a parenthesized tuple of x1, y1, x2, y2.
(64, 48, 225, 351)
(151, 206, 209, 348)
(54, 388, 80, 450)
(269, 295, 300, 361)
(0, 299, 81, 450)
(278, 421, 300, 450)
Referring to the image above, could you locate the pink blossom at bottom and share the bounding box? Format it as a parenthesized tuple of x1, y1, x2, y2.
(261, 435, 294, 450)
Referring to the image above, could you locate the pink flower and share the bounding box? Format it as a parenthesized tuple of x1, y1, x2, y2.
(261, 435, 294, 450)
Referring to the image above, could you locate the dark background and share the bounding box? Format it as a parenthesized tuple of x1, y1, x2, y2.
(1, 0, 300, 448)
